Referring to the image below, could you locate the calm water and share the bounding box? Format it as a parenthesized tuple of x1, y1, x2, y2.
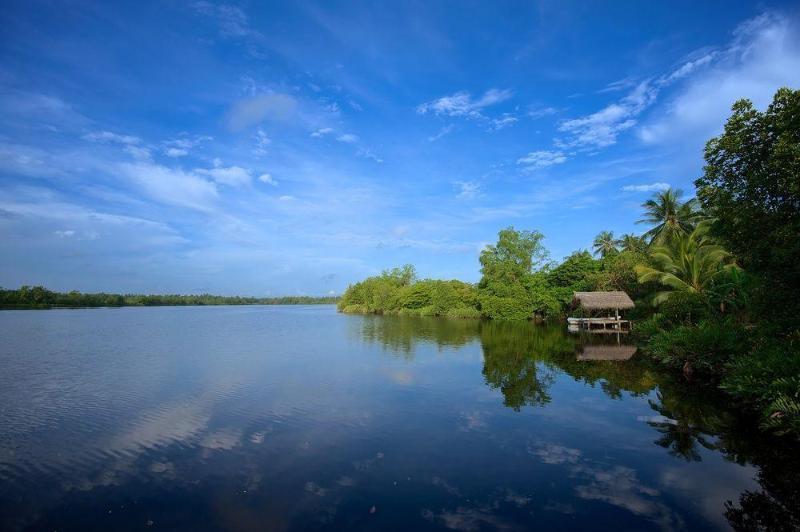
(0, 306, 796, 531)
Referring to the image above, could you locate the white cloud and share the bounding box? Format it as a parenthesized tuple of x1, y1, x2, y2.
(454, 180, 480, 199)
(165, 147, 188, 158)
(192, 1, 260, 39)
(196, 165, 252, 187)
(124, 145, 152, 160)
(162, 135, 211, 157)
(622, 182, 670, 192)
(599, 77, 639, 93)
(311, 127, 334, 138)
(253, 128, 271, 155)
(118, 162, 218, 211)
(356, 148, 383, 163)
(82, 130, 141, 145)
(54, 229, 75, 238)
(639, 12, 800, 145)
(489, 114, 518, 131)
(527, 106, 558, 119)
(558, 80, 656, 149)
(258, 173, 277, 186)
(278, 195, 294, 201)
(336, 133, 358, 143)
(427, 124, 454, 142)
(517, 150, 567, 170)
(226, 93, 298, 131)
(417, 88, 513, 118)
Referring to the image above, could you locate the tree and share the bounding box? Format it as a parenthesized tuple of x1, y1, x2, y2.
(619, 233, 648, 254)
(637, 188, 701, 244)
(695, 88, 800, 309)
(635, 223, 737, 305)
(479, 227, 548, 284)
(592, 230, 619, 258)
(478, 227, 549, 320)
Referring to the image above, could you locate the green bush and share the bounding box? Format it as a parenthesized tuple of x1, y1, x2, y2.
(722, 341, 800, 436)
(643, 319, 750, 376)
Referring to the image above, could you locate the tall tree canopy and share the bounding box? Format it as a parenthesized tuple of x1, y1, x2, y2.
(695, 87, 800, 298)
(637, 188, 701, 244)
(592, 230, 619, 258)
(479, 227, 548, 284)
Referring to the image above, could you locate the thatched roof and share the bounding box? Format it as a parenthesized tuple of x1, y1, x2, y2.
(573, 291, 635, 310)
(577, 344, 638, 361)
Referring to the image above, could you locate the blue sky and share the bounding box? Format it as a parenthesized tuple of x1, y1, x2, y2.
(1, 1, 799, 295)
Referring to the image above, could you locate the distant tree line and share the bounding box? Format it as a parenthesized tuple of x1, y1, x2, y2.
(0, 286, 339, 308)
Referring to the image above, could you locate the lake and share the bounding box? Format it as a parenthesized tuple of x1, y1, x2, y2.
(0, 305, 796, 531)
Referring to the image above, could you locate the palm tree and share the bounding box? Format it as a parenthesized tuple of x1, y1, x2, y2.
(619, 233, 647, 254)
(634, 223, 738, 305)
(637, 188, 701, 244)
(592, 230, 619, 258)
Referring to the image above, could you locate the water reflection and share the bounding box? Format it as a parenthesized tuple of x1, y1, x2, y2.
(356, 314, 800, 531)
(0, 307, 797, 531)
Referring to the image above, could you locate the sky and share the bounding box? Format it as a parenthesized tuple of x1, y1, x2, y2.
(1, 1, 799, 296)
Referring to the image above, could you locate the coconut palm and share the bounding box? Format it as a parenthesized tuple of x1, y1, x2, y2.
(619, 233, 647, 254)
(592, 230, 619, 258)
(634, 223, 738, 305)
(637, 188, 701, 244)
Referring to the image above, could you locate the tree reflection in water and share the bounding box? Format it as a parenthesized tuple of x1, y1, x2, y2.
(355, 313, 800, 529)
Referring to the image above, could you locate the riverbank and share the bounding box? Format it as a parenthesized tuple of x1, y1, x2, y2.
(0, 286, 339, 309)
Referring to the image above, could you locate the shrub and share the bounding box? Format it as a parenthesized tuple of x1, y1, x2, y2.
(643, 319, 750, 376)
(722, 341, 800, 436)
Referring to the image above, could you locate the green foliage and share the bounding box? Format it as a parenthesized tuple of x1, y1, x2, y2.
(592, 230, 619, 258)
(477, 227, 553, 320)
(619, 233, 648, 254)
(642, 319, 750, 376)
(722, 341, 800, 436)
(635, 223, 737, 305)
(696, 88, 800, 323)
(338, 266, 482, 318)
(479, 227, 548, 284)
(548, 251, 600, 290)
(637, 188, 702, 244)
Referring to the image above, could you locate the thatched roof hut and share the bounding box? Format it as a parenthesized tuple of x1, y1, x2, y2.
(573, 291, 635, 310)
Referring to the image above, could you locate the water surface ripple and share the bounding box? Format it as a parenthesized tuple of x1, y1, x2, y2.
(0, 306, 797, 531)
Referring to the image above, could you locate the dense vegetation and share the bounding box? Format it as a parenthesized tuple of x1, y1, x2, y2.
(340, 88, 800, 438)
(0, 286, 339, 308)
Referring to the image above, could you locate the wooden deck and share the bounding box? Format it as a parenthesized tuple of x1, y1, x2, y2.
(567, 317, 631, 332)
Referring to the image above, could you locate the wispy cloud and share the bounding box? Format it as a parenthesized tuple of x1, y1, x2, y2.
(557, 80, 656, 149)
(489, 113, 518, 131)
(622, 182, 670, 192)
(118, 162, 218, 211)
(196, 165, 253, 187)
(427, 124, 454, 142)
(527, 105, 558, 119)
(556, 47, 721, 150)
(454, 180, 480, 199)
(310, 127, 333, 138)
(639, 12, 800, 145)
(226, 93, 298, 131)
(161, 135, 212, 158)
(336, 133, 359, 143)
(597, 76, 638, 93)
(417, 88, 512, 118)
(356, 147, 383, 163)
(192, 1, 261, 40)
(82, 130, 141, 145)
(258, 173, 277, 186)
(517, 150, 567, 170)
